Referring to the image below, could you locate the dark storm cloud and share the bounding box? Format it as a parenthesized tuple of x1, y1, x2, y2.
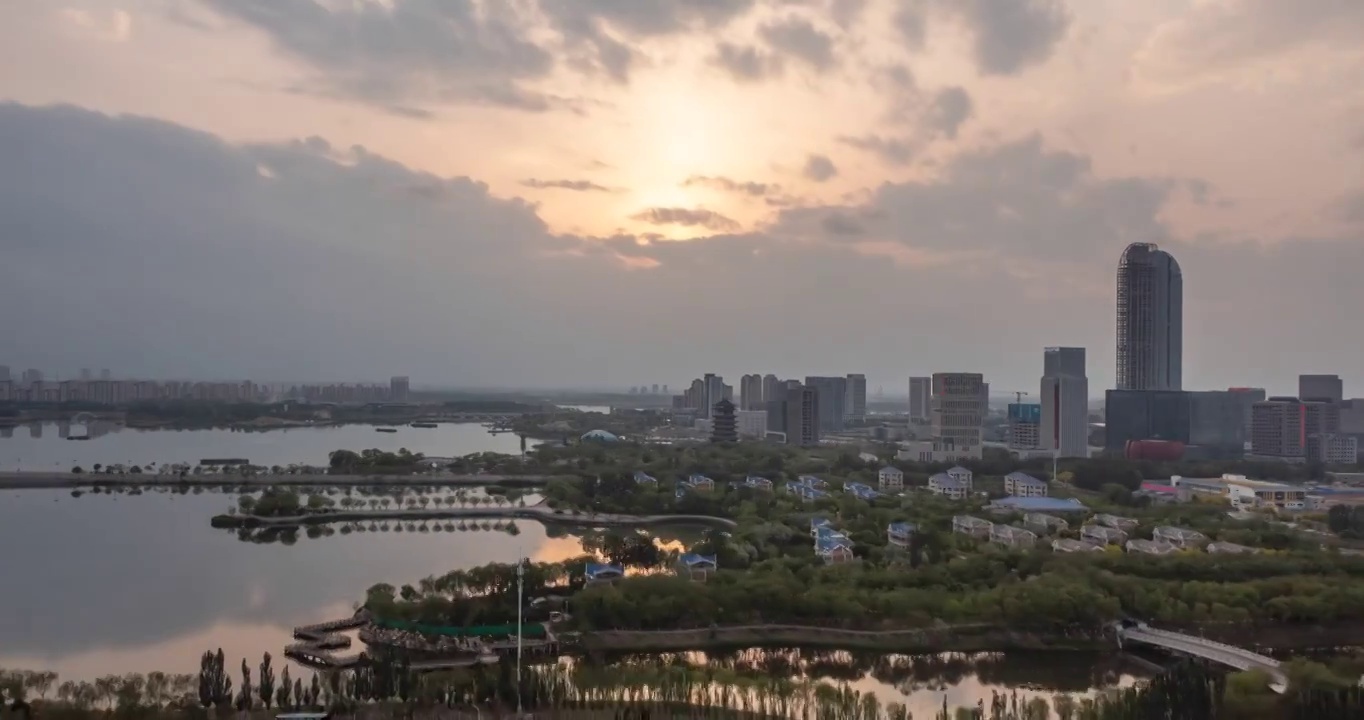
(709, 42, 784, 82)
(200, 0, 556, 112)
(630, 207, 741, 231)
(837, 134, 918, 165)
(925, 86, 973, 139)
(759, 16, 837, 71)
(894, 0, 1070, 75)
(802, 154, 838, 182)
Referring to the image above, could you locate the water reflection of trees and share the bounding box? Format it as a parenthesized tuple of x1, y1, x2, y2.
(592, 648, 1131, 694)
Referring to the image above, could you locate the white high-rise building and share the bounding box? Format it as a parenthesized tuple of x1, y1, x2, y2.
(1040, 347, 1089, 458)
(929, 372, 986, 460)
(908, 377, 931, 422)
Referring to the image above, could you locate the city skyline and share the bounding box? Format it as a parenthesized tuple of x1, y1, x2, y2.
(2, 2, 1362, 392)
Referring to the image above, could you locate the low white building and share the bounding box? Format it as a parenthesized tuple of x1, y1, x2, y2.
(946, 466, 974, 488)
(1093, 513, 1138, 531)
(1153, 526, 1209, 549)
(877, 465, 905, 491)
(1024, 513, 1068, 534)
(990, 524, 1038, 549)
(1081, 524, 1128, 546)
(1207, 541, 1256, 555)
(929, 473, 970, 500)
(1126, 539, 1178, 556)
(1004, 472, 1048, 498)
(1053, 538, 1102, 553)
(953, 515, 993, 538)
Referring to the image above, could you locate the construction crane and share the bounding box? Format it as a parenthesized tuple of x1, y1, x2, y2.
(1013, 391, 1029, 403)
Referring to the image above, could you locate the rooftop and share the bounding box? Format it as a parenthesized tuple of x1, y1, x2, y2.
(585, 562, 624, 578)
(930, 472, 968, 490)
(888, 521, 916, 535)
(988, 496, 1088, 512)
(581, 429, 620, 442)
(1005, 471, 1047, 487)
(678, 552, 718, 567)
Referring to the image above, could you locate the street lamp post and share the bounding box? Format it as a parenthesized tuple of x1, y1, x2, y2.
(516, 554, 524, 718)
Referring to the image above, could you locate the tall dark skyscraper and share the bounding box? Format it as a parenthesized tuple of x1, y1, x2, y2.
(1116, 242, 1182, 391)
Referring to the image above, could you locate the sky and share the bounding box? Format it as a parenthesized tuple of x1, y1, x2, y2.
(1, 0, 1362, 396)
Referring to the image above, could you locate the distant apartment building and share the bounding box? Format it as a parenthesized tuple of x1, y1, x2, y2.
(929, 473, 969, 500)
(804, 376, 848, 433)
(908, 377, 931, 423)
(0, 365, 9, 383)
(1299, 374, 1344, 403)
(1250, 398, 1305, 461)
(1007, 402, 1042, 450)
(734, 410, 767, 438)
(877, 466, 904, 491)
(1227, 387, 1267, 438)
(739, 374, 764, 410)
(780, 384, 820, 446)
(1115, 242, 1182, 391)
(1040, 347, 1089, 458)
(761, 374, 782, 406)
(702, 373, 725, 419)
(845, 373, 867, 421)
(390, 376, 410, 402)
(929, 372, 986, 460)
(21, 368, 43, 385)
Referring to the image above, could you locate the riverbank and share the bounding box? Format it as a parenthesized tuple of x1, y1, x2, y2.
(0, 471, 567, 490)
(211, 504, 737, 530)
(577, 621, 1364, 655)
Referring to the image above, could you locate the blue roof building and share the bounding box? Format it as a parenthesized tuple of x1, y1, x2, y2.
(810, 516, 833, 536)
(796, 475, 828, 489)
(845, 481, 881, 501)
(585, 562, 624, 583)
(686, 474, 715, 490)
(677, 552, 718, 581)
(786, 481, 828, 502)
(744, 475, 773, 490)
(814, 526, 855, 563)
(581, 429, 620, 442)
(887, 521, 916, 547)
(632, 471, 657, 483)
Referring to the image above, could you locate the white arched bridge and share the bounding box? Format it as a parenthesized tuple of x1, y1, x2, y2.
(1117, 622, 1287, 693)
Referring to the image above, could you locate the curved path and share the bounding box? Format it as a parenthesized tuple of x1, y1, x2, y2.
(1119, 625, 1287, 693)
(219, 503, 737, 530)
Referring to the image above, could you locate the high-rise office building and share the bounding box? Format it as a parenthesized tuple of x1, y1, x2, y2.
(1299, 375, 1344, 403)
(1227, 387, 1267, 438)
(804, 376, 847, 433)
(80, 368, 92, 380)
(845, 373, 867, 421)
(1250, 398, 1306, 461)
(1007, 403, 1041, 450)
(0, 365, 9, 383)
(21, 369, 43, 385)
(701, 373, 725, 419)
(1040, 347, 1089, 458)
(783, 384, 820, 446)
(1116, 242, 1183, 391)
(908, 377, 931, 422)
(739, 374, 764, 410)
(930, 372, 986, 458)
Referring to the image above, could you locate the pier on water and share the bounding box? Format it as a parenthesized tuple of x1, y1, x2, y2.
(285, 612, 559, 672)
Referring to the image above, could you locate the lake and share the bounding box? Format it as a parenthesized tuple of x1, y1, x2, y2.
(0, 421, 1144, 713)
(0, 421, 526, 471)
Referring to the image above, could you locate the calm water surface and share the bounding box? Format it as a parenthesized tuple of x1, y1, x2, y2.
(0, 420, 1143, 712)
(0, 422, 524, 470)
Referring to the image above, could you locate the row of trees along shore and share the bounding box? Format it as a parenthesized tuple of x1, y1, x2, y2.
(5, 654, 1364, 719)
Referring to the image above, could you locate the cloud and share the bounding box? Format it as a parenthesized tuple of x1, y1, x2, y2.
(541, 0, 759, 82)
(200, 0, 557, 112)
(6, 101, 1364, 393)
(895, 0, 1070, 75)
(802, 154, 838, 182)
(630, 207, 741, 232)
(521, 178, 617, 193)
(838, 134, 918, 165)
(1333, 191, 1364, 225)
(684, 175, 781, 197)
(1132, 0, 1364, 90)
(759, 16, 837, 72)
(710, 42, 784, 82)
(925, 86, 973, 139)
